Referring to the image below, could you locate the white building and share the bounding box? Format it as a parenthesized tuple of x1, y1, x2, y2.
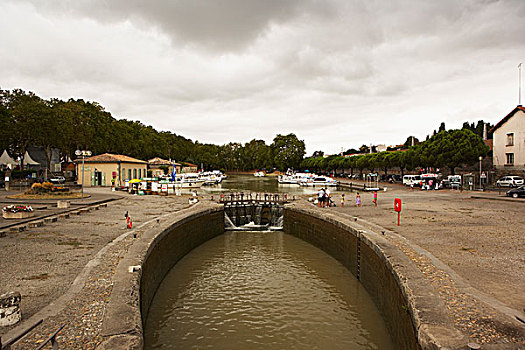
(490, 105, 525, 173)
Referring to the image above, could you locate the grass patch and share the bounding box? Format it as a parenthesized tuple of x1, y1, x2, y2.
(23, 273, 51, 280)
(57, 239, 83, 247)
(8, 192, 89, 199)
(460, 247, 477, 253)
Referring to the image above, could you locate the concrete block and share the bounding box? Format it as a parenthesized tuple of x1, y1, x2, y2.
(28, 221, 44, 228)
(0, 292, 21, 326)
(58, 213, 70, 219)
(2, 211, 35, 219)
(43, 216, 58, 223)
(57, 200, 71, 209)
(0, 231, 6, 238)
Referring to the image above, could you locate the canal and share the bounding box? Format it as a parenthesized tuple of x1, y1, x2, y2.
(200, 174, 343, 196)
(144, 230, 393, 349)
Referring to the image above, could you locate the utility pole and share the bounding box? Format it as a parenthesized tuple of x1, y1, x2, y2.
(519, 63, 522, 105)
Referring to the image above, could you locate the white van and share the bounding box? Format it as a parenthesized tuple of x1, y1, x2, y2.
(403, 175, 421, 186)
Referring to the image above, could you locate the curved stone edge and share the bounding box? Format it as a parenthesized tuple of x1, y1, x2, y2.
(97, 202, 224, 349)
(285, 203, 468, 350)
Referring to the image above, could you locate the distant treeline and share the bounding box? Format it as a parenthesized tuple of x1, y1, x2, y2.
(0, 88, 305, 171)
(302, 128, 489, 175)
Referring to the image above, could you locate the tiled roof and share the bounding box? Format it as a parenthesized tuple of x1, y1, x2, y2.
(76, 153, 146, 164)
(490, 105, 525, 133)
(148, 157, 180, 166)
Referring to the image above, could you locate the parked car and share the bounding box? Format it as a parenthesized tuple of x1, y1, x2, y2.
(49, 175, 66, 184)
(442, 175, 462, 189)
(506, 186, 525, 198)
(496, 176, 524, 188)
(402, 175, 421, 186)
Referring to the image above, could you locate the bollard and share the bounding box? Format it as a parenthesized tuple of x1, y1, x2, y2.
(57, 200, 70, 209)
(0, 292, 22, 326)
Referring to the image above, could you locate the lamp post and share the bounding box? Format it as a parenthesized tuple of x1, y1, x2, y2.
(479, 156, 483, 190)
(75, 150, 92, 200)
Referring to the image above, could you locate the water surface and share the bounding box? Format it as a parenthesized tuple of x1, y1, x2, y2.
(144, 231, 393, 350)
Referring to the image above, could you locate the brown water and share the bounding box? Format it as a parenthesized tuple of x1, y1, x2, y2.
(144, 231, 394, 350)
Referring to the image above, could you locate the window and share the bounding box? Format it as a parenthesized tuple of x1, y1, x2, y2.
(505, 153, 514, 165)
(122, 168, 125, 181)
(128, 169, 131, 179)
(139, 169, 142, 178)
(133, 169, 137, 179)
(506, 133, 514, 146)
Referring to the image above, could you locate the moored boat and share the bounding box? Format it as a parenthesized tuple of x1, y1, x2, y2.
(298, 176, 338, 187)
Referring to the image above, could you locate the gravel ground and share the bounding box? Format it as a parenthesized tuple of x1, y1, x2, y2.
(1, 183, 524, 348)
(0, 189, 191, 349)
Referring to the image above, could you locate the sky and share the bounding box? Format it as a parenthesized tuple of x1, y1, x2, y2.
(1, 0, 524, 155)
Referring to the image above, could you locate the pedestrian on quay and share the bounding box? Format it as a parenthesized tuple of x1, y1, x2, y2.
(318, 188, 325, 207)
(341, 193, 345, 207)
(325, 187, 331, 207)
(356, 192, 361, 207)
(372, 190, 377, 207)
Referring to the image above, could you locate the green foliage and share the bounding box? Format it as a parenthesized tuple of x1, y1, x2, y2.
(301, 130, 487, 176)
(271, 133, 306, 171)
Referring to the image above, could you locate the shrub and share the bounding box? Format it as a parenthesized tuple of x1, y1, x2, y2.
(42, 182, 54, 191)
(25, 182, 43, 194)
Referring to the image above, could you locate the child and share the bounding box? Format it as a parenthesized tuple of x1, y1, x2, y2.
(355, 192, 361, 207)
(372, 191, 377, 207)
(341, 193, 345, 207)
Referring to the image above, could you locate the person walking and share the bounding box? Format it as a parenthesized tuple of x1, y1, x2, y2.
(372, 190, 377, 207)
(355, 192, 361, 207)
(325, 188, 331, 207)
(341, 193, 345, 207)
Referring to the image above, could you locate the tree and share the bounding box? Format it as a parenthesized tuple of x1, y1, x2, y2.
(271, 133, 306, 171)
(312, 150, 324, 158)
(419, 129, 488, 175)
(244, 139, 273, 170)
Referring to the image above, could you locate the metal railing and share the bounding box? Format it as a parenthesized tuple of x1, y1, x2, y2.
(0, 320, 64, 350)
(219, 192, 293, 205)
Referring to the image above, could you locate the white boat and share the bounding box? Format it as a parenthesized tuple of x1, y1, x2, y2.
(299, 176, 338, 187)
(174, 173, 205, 188)
(278, 172, 315, 184)
(254, 171, 265, 177)
(199, 171, 223, 185)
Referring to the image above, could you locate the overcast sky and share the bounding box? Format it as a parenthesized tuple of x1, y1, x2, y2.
(1, 0, 524, 155)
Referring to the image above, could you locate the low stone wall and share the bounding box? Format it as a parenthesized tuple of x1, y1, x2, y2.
(98, 203, 223, 349)
(284, 204, 466, 350)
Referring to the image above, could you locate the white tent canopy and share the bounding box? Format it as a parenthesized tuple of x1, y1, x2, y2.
(23, 151, 40, 166)
(0, 150, 18, 167)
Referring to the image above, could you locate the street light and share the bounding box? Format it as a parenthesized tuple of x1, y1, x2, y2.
(479, 156, 483, 190)
(76, 150, 92, 200)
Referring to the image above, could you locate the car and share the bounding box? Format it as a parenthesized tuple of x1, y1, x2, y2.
(506, 185, 525, 198)
(49, 175, 66, 184)
(496, 176, 524, 188)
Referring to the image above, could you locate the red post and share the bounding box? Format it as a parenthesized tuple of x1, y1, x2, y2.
(394, 198, 402, 226)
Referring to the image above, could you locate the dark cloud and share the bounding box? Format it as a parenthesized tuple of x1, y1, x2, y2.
(16, 0, 337, 51)
(1, 0, 524, 153)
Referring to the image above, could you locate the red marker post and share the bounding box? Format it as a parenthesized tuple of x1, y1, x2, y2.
(394, 198, 402, 226)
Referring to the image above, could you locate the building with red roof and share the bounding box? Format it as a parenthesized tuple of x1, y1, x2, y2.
(489, 105, 525, 173)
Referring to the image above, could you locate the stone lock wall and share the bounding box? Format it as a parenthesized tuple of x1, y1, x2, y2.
(98, 203, 224, 349)
(284, 205, 466, 350)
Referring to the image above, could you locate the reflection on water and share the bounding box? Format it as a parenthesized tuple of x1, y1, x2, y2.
(144, 231, 393, 350)
(201, 174, 340, 196)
